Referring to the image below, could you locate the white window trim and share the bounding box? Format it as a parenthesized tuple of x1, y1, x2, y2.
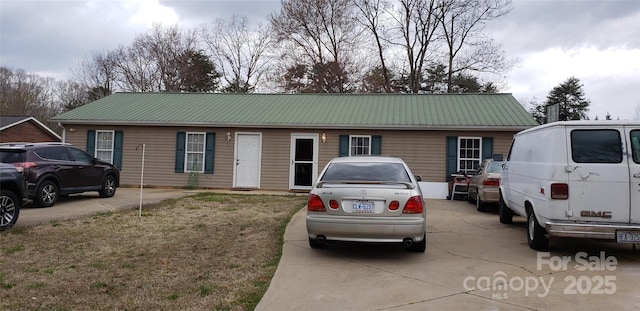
(457, 136, 482, 173)
(95, 130, 115, 163)
(184, 132, 206, 173)
(349, 135, 372, 156)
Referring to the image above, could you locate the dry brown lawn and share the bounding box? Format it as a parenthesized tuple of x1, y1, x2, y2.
(0, 193, 307, 311)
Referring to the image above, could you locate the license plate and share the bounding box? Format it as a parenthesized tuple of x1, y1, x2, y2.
(352, 201, 375, 213)
(616, 230, 640, 243)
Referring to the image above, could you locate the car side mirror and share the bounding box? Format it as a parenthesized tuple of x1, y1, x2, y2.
(415, 175, 422, 182)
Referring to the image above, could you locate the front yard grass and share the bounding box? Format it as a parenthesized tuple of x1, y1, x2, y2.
(0, 193, 307, 311)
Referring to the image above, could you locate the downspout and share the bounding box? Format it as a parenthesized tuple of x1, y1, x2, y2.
(57, 122, 66, 143)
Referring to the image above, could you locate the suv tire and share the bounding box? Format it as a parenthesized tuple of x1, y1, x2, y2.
(0, 189, 20, 230)
(527, 209, 549, 250)
(36, 179, 58, 207)
(99, 175, 117, 198)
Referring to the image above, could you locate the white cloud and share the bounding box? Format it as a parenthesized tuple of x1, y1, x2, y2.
(505, 46, 640, 119)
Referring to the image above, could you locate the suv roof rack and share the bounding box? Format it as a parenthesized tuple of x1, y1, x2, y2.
(0, 142, 70, 147)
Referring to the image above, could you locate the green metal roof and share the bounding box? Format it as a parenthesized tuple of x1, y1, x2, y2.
(51, 93, 538, 130)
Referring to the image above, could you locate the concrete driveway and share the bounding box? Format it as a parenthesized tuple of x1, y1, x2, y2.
(257, 199, 640, 311)
(15, 187, 191, 227)
(14, 190, 640, 310)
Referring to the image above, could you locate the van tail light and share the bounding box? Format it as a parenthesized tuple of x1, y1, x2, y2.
(307, 194, 326, 212)
(389, 200, 400, 211)
(12, 162, 36, 173)
(483, 178, 500, 187)
(402, 196, 424, 214)
(550, 183, 569, 200)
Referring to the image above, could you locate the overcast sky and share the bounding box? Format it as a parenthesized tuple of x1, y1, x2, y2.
(1, 0, 639, 120)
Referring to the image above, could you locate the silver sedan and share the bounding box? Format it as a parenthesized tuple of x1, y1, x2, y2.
(306, 156, 426, 252)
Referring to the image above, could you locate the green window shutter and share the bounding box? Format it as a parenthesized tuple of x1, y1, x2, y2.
(339, 135, 349, 157)
(482, 137, 494, 160)
(204, 132, 215, 174)
(86, 130, 96, 156)
(371, 135, 382, 155)
(114, 131, 124, 170)
(175, 132, 186, 173)
(446, 136, 458, 181)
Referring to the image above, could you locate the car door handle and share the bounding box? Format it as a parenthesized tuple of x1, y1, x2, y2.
(634, 173, 640, 178)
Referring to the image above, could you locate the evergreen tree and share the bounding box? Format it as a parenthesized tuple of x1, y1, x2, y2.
(545, 76, 590, 121)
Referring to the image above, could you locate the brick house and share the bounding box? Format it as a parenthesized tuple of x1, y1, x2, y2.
(0, 116, 61, 143)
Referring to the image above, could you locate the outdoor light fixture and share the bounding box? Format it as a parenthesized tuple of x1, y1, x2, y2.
(321, 132, 327, 143)
(226, 131, 232, 141)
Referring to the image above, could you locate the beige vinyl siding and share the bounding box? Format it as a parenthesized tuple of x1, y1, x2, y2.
(63, 124, 518, 191)
(65, 125, 236, 188)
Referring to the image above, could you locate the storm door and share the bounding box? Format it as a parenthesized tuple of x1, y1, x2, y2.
(290, 134, 318, 190)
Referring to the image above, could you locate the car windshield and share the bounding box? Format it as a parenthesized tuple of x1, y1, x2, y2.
(486, 161, 502, 173)
(0, 150, 25, 163)
(320, 162, 411, 182)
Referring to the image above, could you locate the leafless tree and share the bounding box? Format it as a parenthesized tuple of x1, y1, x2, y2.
(438, 0, 513, 92)
(355, 0, 394, 92)
(387, 0, 443, 93)
(72, 50, 117, 101)
(270, 0, 362, 93)
(200, 15, 274, 93)
(0, 67, 61, 131)
(55, 80, 89, 111)
(110, 24, 199, 92)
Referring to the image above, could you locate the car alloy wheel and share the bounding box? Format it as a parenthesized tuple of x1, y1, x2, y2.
(99, 175, 117, 198)
(36, 180, 58, 207)
(0, 190, 20, 230)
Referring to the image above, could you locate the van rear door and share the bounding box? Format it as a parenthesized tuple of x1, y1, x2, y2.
(567, 127, 629, 223)
(627, 128, 640, 224)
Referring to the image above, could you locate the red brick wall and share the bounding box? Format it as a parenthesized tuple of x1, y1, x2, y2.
(1, 122, 60, 143)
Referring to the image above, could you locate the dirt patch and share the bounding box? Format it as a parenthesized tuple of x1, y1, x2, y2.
(0, 193, 307, 310)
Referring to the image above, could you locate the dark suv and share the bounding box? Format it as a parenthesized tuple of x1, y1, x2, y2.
(1, 162, 25, 230)
(0, 143, 120, 207)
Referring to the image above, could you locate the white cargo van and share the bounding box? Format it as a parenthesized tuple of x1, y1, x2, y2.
(499, 121, 640, 250)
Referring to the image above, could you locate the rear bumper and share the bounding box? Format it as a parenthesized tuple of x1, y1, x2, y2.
(307, 214, 426, 243)
(545, 221, 640, 240)
(479, 187, 500, 202)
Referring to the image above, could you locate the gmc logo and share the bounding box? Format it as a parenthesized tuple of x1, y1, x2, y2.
(580, 211, 612, 218)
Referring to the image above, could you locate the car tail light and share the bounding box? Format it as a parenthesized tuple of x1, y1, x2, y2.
(389, 200, 400, 211)
(329, 199, 339, 209)
(307, 194, 326, 212)
(12, 162, 36, 173)
(550, 183, 569, 200)
(483, 178, 500, 186)
(402, 196, 424, 214)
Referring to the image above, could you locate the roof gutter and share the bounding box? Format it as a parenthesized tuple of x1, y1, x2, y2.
(54, 120, 535, 132)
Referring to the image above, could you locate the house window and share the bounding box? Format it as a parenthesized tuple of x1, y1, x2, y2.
(458, 137, 481, 174)
(185, 132, 206, 173)
(95, 130, 114, 163)
(350, 135, 371, 156)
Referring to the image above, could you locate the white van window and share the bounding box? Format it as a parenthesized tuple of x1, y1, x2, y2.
(631, 130, 640, 164)
(571, 130, 622, 163)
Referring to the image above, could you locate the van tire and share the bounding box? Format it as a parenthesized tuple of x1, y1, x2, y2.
(527, 209, 549, 250)
(498, 194, 513, 224)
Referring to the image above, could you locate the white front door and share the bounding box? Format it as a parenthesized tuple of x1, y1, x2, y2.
(627, 127, 640, 223)
(234, 133, 261, 188)
(289, 134, 318, 190)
